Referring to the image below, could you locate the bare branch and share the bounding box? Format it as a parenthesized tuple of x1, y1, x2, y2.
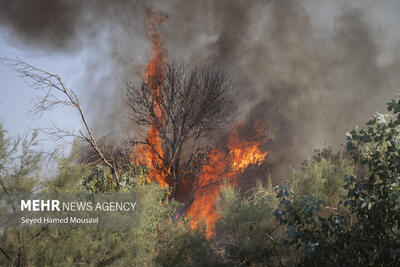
(127, 59, 237, 198)
(0, 57, 120, 186)
(0, 178, 16, 214)
(0, 247, 11, 262)
(23, 225, 49, 248)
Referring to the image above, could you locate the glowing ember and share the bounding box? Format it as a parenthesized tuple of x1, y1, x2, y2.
(186, 126, 267, 238)
(132, 8, 169, 187)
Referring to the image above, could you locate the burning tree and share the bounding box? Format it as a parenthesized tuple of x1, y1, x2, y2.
(127, 60, 237, 199)
(127, 8, 268, 237)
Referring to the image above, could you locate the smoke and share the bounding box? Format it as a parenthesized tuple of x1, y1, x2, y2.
(162, 0, 400, 180)
(0, 0, 85, 51)
(1, 0, 399, 181)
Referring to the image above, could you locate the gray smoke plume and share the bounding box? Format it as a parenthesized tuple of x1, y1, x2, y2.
(1, 0, 399, 181)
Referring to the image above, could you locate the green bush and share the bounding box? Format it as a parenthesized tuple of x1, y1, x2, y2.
(216, 180, 284, 266)
(291, 150, 355, 209)
(274, 97, 400, 266)
(0, 124, 43, 266)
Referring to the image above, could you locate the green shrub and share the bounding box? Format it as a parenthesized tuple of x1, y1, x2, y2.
(274, 97, 400, 266)
(291, 151, 355, 209)
(216, 180, 284, 266)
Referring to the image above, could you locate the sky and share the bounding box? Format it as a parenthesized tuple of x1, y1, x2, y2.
(0, 34, 84, 152)
(1, 0, 400, 157)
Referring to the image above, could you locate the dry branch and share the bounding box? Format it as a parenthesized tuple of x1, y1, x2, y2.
(127, 60, 237, 198)
(0, 57, 120, 186)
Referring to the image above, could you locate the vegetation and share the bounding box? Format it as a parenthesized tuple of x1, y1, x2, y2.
(1, 74, 400, 266)
(215, 181, 282, 266)
(274, 97, 400, 266)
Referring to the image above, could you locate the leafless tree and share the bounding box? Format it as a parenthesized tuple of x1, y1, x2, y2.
(0, 57, 121, 186)
(127, 60, 237, 198)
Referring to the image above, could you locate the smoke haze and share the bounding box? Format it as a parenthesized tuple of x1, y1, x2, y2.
(1, 0, 399, 181)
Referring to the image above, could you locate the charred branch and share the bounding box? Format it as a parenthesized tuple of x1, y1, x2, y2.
(127, 60, 237, 198)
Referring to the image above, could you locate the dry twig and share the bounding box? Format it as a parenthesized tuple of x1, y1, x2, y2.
(0, 57, 120, 186)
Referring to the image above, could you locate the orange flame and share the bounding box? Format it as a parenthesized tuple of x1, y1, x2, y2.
(133, 8, 169, 187)
(133, 8, 268, 239)
(186, 126, 267, 238)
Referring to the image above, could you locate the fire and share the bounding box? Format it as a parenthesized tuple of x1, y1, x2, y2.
(133, 8, 169, 187)
(133, 8, 268, 238)
(186, 126, 267, 238)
